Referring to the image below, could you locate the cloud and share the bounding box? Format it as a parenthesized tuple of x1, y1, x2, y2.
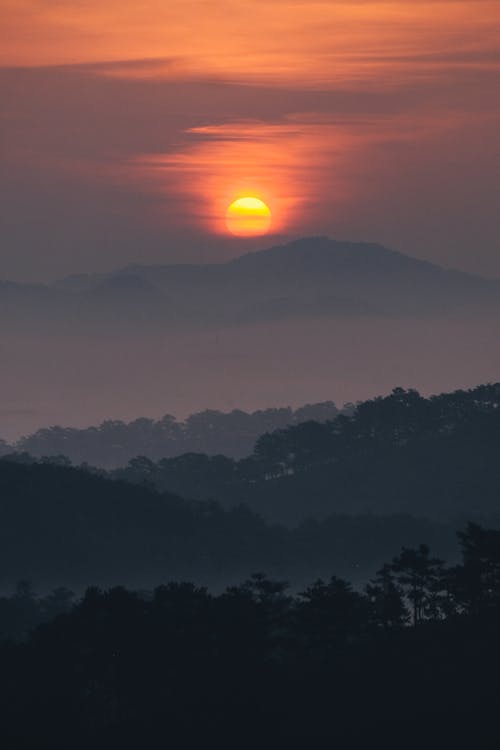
(2, 0, 499, 91)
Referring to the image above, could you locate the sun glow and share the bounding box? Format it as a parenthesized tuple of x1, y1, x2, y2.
(225, 197, 272, 237)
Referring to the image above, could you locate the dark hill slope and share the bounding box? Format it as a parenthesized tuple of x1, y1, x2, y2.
(0, 459, 454, 590)
(0, 460, 279, 589)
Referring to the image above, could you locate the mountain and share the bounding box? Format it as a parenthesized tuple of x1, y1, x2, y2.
(3, 237, 500, 330)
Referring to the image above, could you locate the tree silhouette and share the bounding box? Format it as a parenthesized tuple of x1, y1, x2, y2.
(2, 525, 500, 746)
(389, 545, 444, 625)
(366, 563, 408, 629)
(297, 575, 370, 649)
(447, 523, 500, 615)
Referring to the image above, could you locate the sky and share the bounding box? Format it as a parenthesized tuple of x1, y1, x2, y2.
(1, 0, 500, 281)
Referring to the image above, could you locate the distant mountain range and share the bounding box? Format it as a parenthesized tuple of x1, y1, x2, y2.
(3, 237, 500, 330)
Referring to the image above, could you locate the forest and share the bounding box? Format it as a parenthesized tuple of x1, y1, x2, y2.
(1, 383, 499, 589)
(0, 458, 455, 590)
(3, 401, 343, 467)
(1, 383, 499, 746)
(108, 383, 500, 523)
(2, 522, 500, 747)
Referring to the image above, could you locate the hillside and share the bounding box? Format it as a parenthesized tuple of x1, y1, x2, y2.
(0, 458, 455, 591)
(109, 383, 500, 524)
(2, 382, 498, 591)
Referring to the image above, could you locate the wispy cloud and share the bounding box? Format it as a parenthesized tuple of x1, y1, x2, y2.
(2, 0, 499, 90)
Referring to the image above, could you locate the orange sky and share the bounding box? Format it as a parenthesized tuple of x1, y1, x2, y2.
(3, 0, 500, 85)
(1, 0, 499, 279)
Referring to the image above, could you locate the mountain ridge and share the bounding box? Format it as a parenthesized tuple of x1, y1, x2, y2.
(2, 237, 499, 330)
(58, 236, 500, 284)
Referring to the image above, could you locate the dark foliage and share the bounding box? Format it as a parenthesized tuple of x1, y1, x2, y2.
(110, 382, 500, 523)
(11, 401, 342, 467)
(2, 525, 500, 748)
(0, 459, 456, 590)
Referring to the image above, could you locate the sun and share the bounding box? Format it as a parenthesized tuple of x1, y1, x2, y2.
(225, 197, 272, 237)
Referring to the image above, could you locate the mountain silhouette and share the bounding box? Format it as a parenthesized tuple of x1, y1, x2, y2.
(3, 237, 500, 330)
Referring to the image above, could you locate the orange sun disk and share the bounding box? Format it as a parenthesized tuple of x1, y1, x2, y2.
(225, 197, 272, 236)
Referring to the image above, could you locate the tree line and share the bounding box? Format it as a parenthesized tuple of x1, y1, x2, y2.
(107, 382, 500, 523)
(3, 401, 343, 467)
(5, 385, 499, 525)
(2, 522, 500, 746)
(1, 522, 497, 638)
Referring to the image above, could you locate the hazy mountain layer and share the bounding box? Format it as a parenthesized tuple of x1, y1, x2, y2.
(2, 237, 499, 440)
(2, 237, 500, 331)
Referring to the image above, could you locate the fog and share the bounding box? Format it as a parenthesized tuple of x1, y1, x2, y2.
(1, 312, 498, 440)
